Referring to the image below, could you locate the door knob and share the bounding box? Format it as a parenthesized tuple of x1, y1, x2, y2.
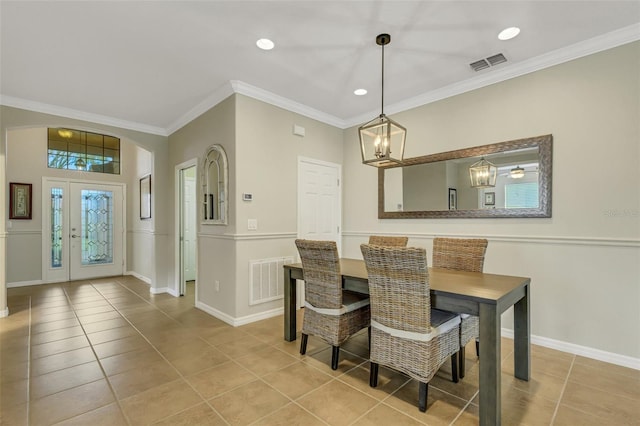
(71, 234, 79, 238)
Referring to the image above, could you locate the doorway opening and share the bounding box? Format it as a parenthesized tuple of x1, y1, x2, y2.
(176, 160, 198, 299)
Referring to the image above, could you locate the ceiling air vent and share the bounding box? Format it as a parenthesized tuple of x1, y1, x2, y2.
(470, 53, 507, 72)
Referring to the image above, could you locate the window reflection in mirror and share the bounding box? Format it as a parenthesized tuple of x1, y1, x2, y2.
(379, 134, 552, 218)
(202, 145, 228, 225)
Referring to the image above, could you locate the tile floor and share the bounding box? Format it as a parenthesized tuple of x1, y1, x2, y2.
(1, 276, 638, 425)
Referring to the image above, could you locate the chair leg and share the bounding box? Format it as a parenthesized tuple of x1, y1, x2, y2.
(331, 345, 340, 370)
(368, 326, 371, 351)
(451, 352, 459, 383)
(476, 338, 480, 357)
(418, 382, 429, 412)
(369, 362, 379, 387)
(459, 346, 466, 379)
(300, 333, 308, 355)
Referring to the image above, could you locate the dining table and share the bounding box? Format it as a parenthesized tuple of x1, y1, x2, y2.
(283, 258, 531, 426)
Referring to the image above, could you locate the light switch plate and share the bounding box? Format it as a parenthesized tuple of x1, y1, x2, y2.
(248, 219, 258, 230)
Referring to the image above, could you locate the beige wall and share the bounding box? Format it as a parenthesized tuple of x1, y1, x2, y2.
(342, 42, 640, 360)
(168, 96, 237, 314)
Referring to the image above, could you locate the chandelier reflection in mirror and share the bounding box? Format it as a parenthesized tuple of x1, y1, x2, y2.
(469, 157, 497, 188)
(359, 34, 406, 167)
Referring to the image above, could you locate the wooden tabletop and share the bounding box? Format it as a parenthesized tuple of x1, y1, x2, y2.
(285, 258, 530, 305)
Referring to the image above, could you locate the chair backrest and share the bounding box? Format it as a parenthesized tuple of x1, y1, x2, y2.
(295, 239, 342, 309)
(368, 235, 409, 247)
(432, 238, 488, 272)
(360, 244, 431, 333)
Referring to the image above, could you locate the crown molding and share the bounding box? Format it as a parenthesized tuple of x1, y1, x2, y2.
(165, 81, 236, 135)
(0, 95, 167, 136)
(229, 80, 347, 129)
(345, 23, 640, 128)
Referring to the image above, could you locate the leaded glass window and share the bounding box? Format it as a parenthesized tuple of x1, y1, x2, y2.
(48, 128, 120, 174)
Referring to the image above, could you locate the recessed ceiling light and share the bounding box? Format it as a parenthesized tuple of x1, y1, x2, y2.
(498, 27, 520, 41)
(354, 89, 367, 96)
(256, 38, 274, 50)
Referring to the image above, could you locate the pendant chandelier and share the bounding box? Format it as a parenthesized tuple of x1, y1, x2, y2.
(469, 157, 497, 188)
(510, 165, 525, 178)
(359, 34, 406, 167)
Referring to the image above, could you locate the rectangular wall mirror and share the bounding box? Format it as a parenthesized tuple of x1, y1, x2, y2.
(379, 134, 552, 218)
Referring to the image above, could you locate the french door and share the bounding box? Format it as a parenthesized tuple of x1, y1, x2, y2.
(43, 178, 125, 282)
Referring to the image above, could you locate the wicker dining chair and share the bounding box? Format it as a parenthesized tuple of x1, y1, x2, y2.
(432, 237, 488, 379)
(368, 235, 409, 247)
(295, 239, 371, 370)
(360, 244, 461, 412)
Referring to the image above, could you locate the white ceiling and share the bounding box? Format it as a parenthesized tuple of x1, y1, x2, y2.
(1, 1, 639, 136)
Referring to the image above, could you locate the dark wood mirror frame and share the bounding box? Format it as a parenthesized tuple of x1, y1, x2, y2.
(378, 134, 552, 218)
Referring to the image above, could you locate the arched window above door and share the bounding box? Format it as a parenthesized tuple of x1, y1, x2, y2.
(201, 144, 228, 225)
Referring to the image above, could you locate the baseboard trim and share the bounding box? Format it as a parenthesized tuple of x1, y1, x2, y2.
(125, 271, 151, 285)
(501, 328, 639, 371)
(7, 279, 45, 288)
(195, 301, 283, 327)
(149, 286, 179, 297)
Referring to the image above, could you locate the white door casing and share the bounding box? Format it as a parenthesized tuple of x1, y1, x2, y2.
(183, 173, 197, 281)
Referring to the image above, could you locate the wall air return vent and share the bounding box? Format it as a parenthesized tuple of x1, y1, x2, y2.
(470, 53, 507, 71)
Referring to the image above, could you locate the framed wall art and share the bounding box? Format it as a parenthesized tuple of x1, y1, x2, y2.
(9, 182, 32, 220)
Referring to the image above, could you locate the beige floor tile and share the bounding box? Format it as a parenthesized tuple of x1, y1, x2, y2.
(502, 349, 573, 380)
(235, 346, 299, 376)
(81, 317, 130, 334)
(251, 402, 326, 426)
(338, 364, 411, 401)
(87, 325, 139, 345)
(32, 310, 77, 324)
(91, 334, 151, 359)
(186, 361, 257, 399)
(30, 335, 90, 359)
(30, 325, 85, 345)
(29, 379, 115, 426)
(70, 300, 112, 310)
(552, 404, 615, 426)
(31, 304, 72, 317)
(77, 310, 123, 324)
(301, 346, 367, 376)
(560, 380, 639, 425)
(108, 358, 180, 400)
(1, 361, 29, 382)
(201, 325, 252, 345)
(0, 402, 28, 426)
(507, 369, 566, 402)
(213, 333, 269, 358)
(155, 336, 214, 361)
(152, 402, 227, 425)
(74, 305, 116, 317)
(262, 361, 333, 400)
(297, 380, 378, 426)
(0, 378, 28, 408)
(30, 361, 105, 399)
(499, 388, 558, 425)
(384, 380, 468, 425)
(352, 403, 425, 425)
(54, 402, 128, 426)
(574, 355, 640, 380)
(100, 347, 165, 376)
(119, 379, 202, 425)
(568, 361, 640, 401)
(209, 380, 290, 425)
(30, 317, 80, 334)
(169, 345, 230, 376)
(30, 346, 97, 376)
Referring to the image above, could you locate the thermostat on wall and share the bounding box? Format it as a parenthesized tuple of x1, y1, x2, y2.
(242, 193, 253, 201)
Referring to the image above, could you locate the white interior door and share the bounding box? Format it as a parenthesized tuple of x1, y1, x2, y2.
(183, 171, 196, 281)
(297, 157, 342, 308)
(42, 179, 125, 282)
